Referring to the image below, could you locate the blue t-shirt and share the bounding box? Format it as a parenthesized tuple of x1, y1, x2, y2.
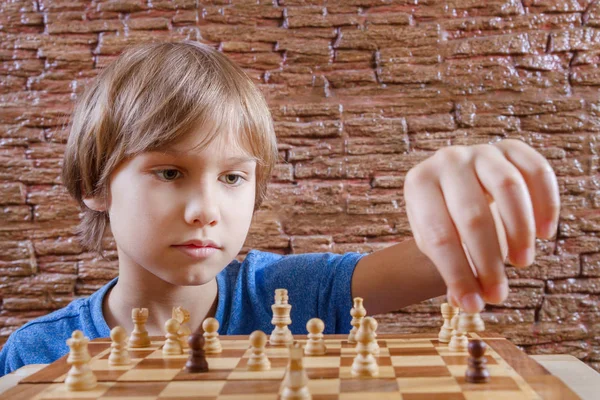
(0, 249, 365, 376)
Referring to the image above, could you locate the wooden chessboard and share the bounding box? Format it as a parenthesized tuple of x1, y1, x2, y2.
(0, 332, 580, 400)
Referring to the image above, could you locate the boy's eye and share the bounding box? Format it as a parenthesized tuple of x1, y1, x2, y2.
(222, 174, 244, 185)
(155, 169, 181, 181)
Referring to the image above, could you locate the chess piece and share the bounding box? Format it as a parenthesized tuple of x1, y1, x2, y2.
(439, 303, 459, 343)
(448, 313, 468, 352)
(465, 339, 490, 383)
(163, 318, 183, 356)
(370, 317, 380, 355)
(202, 317, 222, 354)
(348, 297, 366, 344)
(128, 307, 151, 348)
(458, 312, 485, 333)
(270, 288, 293, 345)
(173, 306, 191, 349)
(65, 330, 97, 391)
(247, 330, 271, 371)
(108, 326, 131, 366)
(281, 343, 311, 400)
(186, 331, 209, 373)
(304, 318, 326, 356)
(351, 317, 379, 378)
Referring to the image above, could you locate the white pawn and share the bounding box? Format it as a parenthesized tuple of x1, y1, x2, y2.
(370, 318, 380, 355)
(304, 318, 326, 356)
(448, 313, 468, 352)
(458, 312, 485, 333)
(128, 307, 151, 348)
(173, 306, 191, 349)
(281, 343, 311, 400)
(109, 326, 131, 366)
(163, 318, 183, 356)
(202, 317, 222, 354)
(351, 317, 378, 378)
(247, 330, 271, 371)
(348, 297, 366, 343)
(65, 330, 97, 391)
(439, 303, 459, 343)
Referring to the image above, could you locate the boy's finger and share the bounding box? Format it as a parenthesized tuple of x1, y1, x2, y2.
(494, 139, 561, 240)
(404, 171, 483, 313)
(473, 147, 536, 271)
(439, 167, 509, 305)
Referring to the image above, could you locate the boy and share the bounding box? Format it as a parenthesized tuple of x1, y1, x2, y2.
(0, 41, 559, 376)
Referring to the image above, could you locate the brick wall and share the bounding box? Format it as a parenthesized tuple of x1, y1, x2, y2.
(1, 0, 599, 371)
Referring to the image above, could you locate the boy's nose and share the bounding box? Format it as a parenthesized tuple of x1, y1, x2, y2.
(184, 190, 220, 227)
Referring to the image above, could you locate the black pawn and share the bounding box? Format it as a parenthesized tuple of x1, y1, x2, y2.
(465, 339, 490, 383)
(185, 332, 209, 373)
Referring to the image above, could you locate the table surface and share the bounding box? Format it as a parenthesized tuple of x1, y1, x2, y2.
(0, 355, 598, 399)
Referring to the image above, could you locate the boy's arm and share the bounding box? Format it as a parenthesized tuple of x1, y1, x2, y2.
(351, 238, 446, 316)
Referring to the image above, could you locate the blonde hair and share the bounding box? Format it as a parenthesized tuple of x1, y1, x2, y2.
(62, 41, 278, 255)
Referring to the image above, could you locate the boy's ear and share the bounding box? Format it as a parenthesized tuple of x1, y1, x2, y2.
(83, 196, 107, 212)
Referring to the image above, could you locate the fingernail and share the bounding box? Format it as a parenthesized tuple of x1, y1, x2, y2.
(460, 293, 485, 313)
(487, 283, 509, 304)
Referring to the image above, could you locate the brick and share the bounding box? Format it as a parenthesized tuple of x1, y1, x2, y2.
(225, 52, 282, 70)
(1, 206, 32, 223)
(549, 28, 600, 52)
(571, 65, 600, 86)
(335, 25, 441, 50)
(325, 70, 376, 88)
(276, 38, 331, 56)
(344, 117, 407, 137)
(558, 208, 600, 237)
(275, 120, 342, 138)
(290, 235, 333, 253)
(0, 183, 26, 205)
(346, 193, 404, 215)
(557, 236, 600, 255)
(540, 294, 600, 323)
(0, 260, 36, 277)
(78, 258, 118, 281)
(505, 254, 580, 280)
(286, 139, 344, 162)
(33, 237, 83, 256)
(46, 19, 122, 34)
(406, 114, 456, 133)
(445, 33, 533, 58)
(127, 17, 170, 30)
(500, 322, 588, 345)
(494, 286, 544, 309)
(378, 63, 441, 84)
(371, 175, 405, 189)
(271, 103, 341, 120)
(221, 42, 273, 53)
(583, 253, 600, 277)
(365, 12, 412, 26)
(96, 0, 147, 13)
(521, 112, 600, 133)
(548, 278, 600, 294)
(0, 241, 34, 262)
(524, 340, 591, 360)
(346, 137, 409, 155)
(287, 13, 360, 28)
(523, 0, 588, 12)
(585, 2, 600, 27)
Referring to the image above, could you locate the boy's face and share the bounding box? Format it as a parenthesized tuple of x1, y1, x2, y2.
(102, 130, 257, 287)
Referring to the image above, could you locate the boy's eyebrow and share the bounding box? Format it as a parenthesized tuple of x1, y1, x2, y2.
(154, 149, 257, 163)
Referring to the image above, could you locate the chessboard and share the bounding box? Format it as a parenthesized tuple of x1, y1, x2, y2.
(0, 332, 579, 400)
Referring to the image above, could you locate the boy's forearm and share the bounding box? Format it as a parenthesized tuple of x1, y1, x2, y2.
(351, 238, 447, 315)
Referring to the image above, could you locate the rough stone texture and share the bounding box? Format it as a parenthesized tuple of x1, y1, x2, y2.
(1, 0, 599, 372)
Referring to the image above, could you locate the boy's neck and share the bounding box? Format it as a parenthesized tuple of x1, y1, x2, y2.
(102, 272, 219, 337)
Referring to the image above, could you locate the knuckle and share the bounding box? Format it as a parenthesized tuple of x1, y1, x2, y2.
(461, 206, 488, 230)
(421, 225, 456, 250)
(494, 174, 523, 192)
(434, 145, 471, 165)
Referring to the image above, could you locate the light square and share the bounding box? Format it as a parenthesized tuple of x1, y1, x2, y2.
(228, 369, 286, 380)
(303, 356, 340, 368)
(339, 366, 396, 379)
(340, 394, 402, 400)
(391, 355, 445, 367)
(447, 364, 511, 377)
(215, 395, 278, 400)
(159, 380, 225, 397)
(265, 347, 290, 357)
(307, 378, 340, 395)
(208, 357, 240, 369)
(89, 359, 137, 371)
(117, 368, 180, 381)
(37, 382, 113, 399)
(396, 377, 461, 393)
(463, 391, 539, 400)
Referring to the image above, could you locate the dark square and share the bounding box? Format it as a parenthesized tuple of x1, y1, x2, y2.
(135, 358, 187, 369)
(389, 347, 439, 356)
(442, 355, 497, 365)
(102, 382, 168, 397)
(393, 366, 452, 378)
(456, 375, 519, 391)
(174, 369, 232, 381)
(307, 367, 340, 379)
(340, 378, 399, 393)
(403, 394, 466, 400)
(221, 379, 281, 395)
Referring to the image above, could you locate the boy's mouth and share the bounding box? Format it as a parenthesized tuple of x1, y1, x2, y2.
(172, 240, 221, 259)
(173, 239, 220, 248)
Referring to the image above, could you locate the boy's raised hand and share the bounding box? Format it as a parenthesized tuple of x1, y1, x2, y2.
(403, 139, 560, 313)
